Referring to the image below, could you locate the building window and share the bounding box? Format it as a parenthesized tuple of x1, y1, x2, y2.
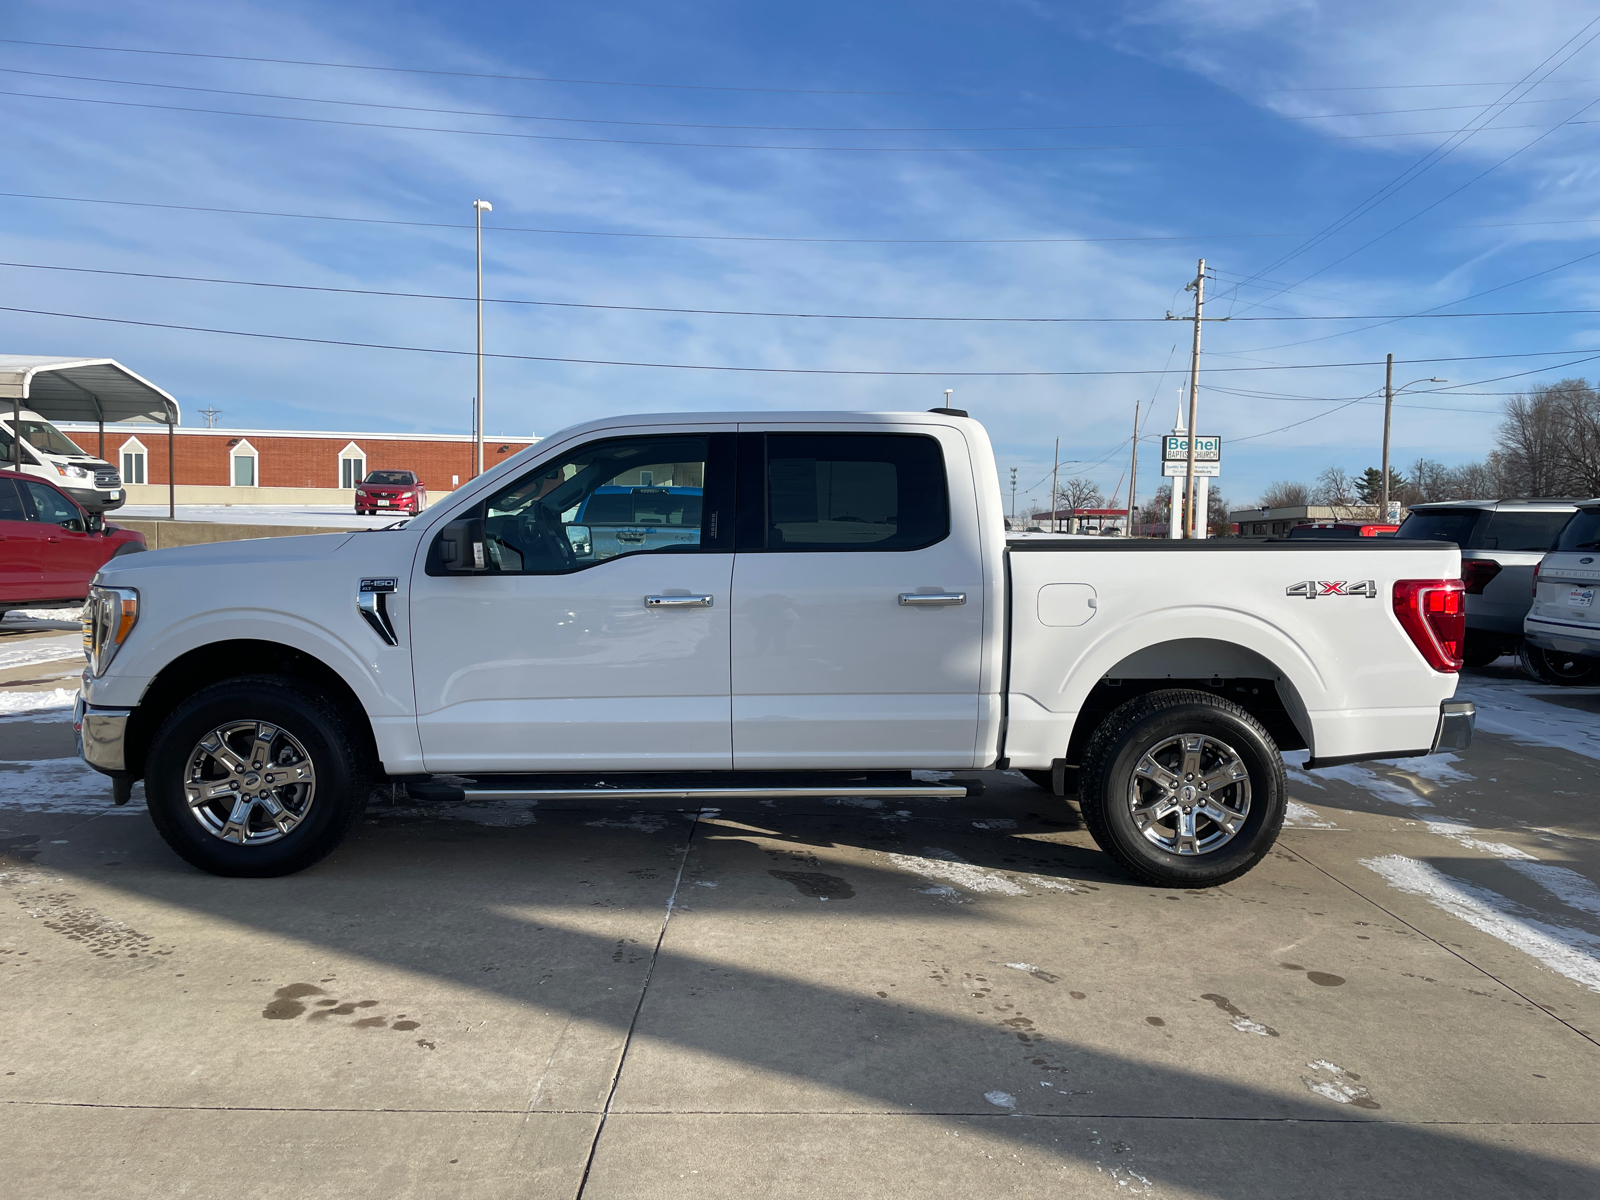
(339, 442, 366, 489)
(231, 439, 259, 487)
(119, 437, 148, 485)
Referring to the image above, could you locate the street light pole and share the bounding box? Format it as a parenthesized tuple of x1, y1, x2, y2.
(1380, 365, 1448, 521)
(1183, 258, 1205, 538)
(473, 198, 493, 478)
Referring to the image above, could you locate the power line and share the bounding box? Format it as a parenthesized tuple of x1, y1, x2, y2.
(4, 86, 1596, 153)
(11, 37, 1600, 100)
(4, 65, 1592, 134)
(10, 187, 1600, 247)
(10, 301, 1600, 376)
(1213, 15, 1600, 310)
(14, 257, 1600, 324)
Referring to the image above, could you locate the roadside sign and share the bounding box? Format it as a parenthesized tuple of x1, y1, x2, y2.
(1162, 459, 1221, 477)
(1162, 434, 1222, 462)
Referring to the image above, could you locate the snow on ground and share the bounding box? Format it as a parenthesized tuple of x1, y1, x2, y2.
(116, 504, 404, 528)
(0, 757, 142, 815)
(0, 688, 77, 718)
(1362, 854, 1600, 993)
(1454, 675, 1600, 762)
(0, 634, 83, 672)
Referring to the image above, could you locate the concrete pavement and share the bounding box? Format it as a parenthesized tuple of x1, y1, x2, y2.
(1, 637, 1596, 1197)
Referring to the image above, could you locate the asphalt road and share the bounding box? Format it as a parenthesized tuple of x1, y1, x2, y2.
(2, 608, 1596, 1198)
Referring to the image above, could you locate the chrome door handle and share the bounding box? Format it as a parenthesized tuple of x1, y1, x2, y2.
(898, 592, 966, 606)
(645, 594, 714, 608)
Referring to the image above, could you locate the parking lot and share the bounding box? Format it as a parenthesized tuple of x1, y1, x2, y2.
(2, 606, 1597, 1198)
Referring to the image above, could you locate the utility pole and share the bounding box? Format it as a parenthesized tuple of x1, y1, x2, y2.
(1127, 399, 1140, 537)
(1051, 438, 1061, 534)
(473, 198, 493, 477)
(1009, 467, 1017, 528)
(198, 406, 222, 429)
(1381, 351, 1394, 523)
(1183, 258, 1205, 538)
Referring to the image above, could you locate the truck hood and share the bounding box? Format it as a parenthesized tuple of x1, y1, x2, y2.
(95, 532, 358, 580)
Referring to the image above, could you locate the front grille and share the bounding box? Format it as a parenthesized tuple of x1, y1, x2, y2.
(94, 467, 121, 488)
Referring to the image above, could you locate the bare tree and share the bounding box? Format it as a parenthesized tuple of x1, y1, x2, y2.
(1258, 480, 1310, 509)
(1057, 477, 1104, 514)
(1312, 466, 1359, 515)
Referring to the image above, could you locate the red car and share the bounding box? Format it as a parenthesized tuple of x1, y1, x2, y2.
(0, 468, 146, 612)
(355, 469, 427, 516)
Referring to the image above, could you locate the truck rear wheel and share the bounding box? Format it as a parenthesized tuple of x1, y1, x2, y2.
(1077, 689, 1286, 888)
(144, 676, 371, 877)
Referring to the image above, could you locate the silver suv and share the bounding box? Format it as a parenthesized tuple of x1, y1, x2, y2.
(1396, 500, 1577, 666)
(1524, 499, 1600, 684)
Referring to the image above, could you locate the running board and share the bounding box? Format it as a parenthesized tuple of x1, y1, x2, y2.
(405, 775, 969, 803)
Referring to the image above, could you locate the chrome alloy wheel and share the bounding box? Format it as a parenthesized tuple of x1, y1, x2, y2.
(182, 721, 317, 845)
(1128, 733, 1251, 856)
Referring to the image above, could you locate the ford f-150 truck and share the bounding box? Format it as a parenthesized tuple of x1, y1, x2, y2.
(75, 410, 1474, 884)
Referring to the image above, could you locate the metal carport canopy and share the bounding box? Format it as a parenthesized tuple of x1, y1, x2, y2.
(0, 355, 180, 425)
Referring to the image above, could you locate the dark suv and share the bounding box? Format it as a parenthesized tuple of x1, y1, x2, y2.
(1395, 500, 1577, 666)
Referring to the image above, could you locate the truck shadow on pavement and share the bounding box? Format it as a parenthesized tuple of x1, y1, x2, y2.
(3, 785, 1596, 1198)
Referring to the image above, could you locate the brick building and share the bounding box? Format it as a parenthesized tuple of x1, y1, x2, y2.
(57, 423, 538, 498)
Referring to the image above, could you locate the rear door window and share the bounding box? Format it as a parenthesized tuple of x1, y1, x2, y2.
(1479, 510, 1571, 551)
(1556, 509, 1600, 552)
(1395, 509, 1481, 546)
(0, 478, 25, 521)
(756, 433, 949, 551)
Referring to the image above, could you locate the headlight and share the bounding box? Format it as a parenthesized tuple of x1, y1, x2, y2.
(59, 464, 93, 480)
(83, 585, 139, 676)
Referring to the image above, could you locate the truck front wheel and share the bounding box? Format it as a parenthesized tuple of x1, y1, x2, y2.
(144, 676, 371, 877)
(1077, 689, 1286, 888)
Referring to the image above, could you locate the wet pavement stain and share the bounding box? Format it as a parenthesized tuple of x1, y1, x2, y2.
(1, 834, 41, 863)
(1145, 1016, 1166, 1027)
(768, 870, 855, 899)
(261, 983, 422, 1033)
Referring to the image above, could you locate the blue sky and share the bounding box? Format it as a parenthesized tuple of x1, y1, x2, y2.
(5, 0, 1600, 511)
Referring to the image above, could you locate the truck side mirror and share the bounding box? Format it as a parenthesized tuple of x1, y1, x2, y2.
(566, 523, 593, 559)
(438, 517, 488, 572)
(85, 510, 105, 534)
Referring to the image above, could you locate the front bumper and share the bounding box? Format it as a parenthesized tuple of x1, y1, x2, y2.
(74, 693, 132, 774)
(61, 484, 125, 513)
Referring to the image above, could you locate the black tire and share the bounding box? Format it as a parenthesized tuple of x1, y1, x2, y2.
(144, 675, 371, 877)
(1461, 637, 1503, 668)
(1519, 642, 1600, 686)
(110, 541, 146, 557)
(1078, 689, 1287, 888)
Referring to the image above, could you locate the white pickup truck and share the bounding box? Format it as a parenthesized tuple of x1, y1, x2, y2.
(75, 409, 1474, 884)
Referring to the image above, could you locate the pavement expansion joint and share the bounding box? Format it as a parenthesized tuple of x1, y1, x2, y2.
(1290, 844, 1600, 1050)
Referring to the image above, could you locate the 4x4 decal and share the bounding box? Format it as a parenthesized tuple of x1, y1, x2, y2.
(1286, 579, 1377, 599)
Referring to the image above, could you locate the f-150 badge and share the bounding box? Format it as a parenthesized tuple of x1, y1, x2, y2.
(1286, 580, 1377, 599)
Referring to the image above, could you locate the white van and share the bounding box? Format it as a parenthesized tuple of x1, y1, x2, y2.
(0, 408, 124, 512)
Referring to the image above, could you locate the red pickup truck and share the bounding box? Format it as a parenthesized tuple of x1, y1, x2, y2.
(0, 468, 146, 613)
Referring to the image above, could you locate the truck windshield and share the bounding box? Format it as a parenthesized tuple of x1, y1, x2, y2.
(1395, 510, 1480, 546)
(13, 420, 85, 457)
(1557, 508, 1600, 551)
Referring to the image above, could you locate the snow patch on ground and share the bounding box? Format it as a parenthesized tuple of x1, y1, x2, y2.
(983, 1090, 1015, 1109)
(0, 635, 83, 672)
(377, 802, 538, 827)
(1506, 860, 1600, 923)
(1311, 763, 1432, 807)
(0, 758, 142, 814)
(888, 848, 1026, 895)
(0, 688, 78, 719)
(1361, 854, 1600, 993)
(1454, 677, 1600, 762)
(1285, 801, 1338, 828)
(971, 819, 1016, 830)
